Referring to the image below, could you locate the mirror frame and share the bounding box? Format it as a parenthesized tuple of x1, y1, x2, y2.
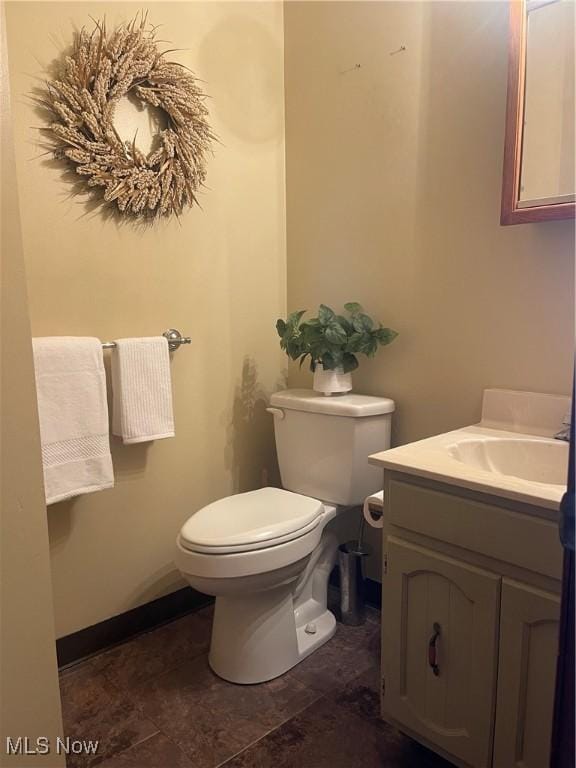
(501, 0, 576, 225)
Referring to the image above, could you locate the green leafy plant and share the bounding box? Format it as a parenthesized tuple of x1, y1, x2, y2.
(276, 302, 398, 374)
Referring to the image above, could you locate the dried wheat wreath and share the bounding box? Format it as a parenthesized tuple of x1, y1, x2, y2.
(40, 14, 214, 219)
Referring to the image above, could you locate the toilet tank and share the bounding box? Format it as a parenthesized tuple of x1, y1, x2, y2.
(268, 389, 395, 506)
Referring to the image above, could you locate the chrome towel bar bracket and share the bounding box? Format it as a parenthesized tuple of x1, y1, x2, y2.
(101, 328, 191, 352)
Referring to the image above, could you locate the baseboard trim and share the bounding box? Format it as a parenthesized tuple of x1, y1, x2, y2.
(364, 577, 382, 608)
(58, 575, 381, 668)
(56, 587, 213, 668)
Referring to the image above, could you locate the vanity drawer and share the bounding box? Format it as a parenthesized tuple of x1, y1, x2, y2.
(386, 475, 562, 581)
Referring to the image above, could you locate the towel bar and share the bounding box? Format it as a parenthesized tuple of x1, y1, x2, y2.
(102, 328, 191, 352)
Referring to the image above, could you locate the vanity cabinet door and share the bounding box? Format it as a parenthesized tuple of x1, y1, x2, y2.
(383, 537, 500, 768)
(493, 579, 560, 768)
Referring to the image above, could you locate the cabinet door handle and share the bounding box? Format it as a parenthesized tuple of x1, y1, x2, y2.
(428, 622, 441, 676)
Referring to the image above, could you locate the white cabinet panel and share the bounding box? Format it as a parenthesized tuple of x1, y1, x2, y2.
(493, 579, 560, 768)
(383, 537, 500, 768)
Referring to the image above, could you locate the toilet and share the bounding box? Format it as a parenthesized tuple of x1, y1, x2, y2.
(175, 388, 394, 684)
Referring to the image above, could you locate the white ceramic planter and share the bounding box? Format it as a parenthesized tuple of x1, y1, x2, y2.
(313, 363, 352, 395)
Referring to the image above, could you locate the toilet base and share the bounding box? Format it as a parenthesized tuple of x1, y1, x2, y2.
(208, 597, 337, 685)
(209, 531, 338, 684)
(295, 608, 337, 661)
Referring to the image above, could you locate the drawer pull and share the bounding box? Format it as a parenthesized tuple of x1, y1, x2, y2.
(428, 622, 441, 676)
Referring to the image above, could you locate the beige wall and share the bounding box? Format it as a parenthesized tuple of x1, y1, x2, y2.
(285, 1, 574, 580)
(6, 1, 286, 638)
(0, 5, 64, 763)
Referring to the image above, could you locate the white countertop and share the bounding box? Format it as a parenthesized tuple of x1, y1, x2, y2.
(369, 424, 566, 511)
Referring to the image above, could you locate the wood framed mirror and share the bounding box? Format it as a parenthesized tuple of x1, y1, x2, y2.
(501, 0, 575, 225)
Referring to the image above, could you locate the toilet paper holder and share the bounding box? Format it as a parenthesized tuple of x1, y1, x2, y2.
(365, 503, 383, 522)
(362, 491, 384, 530)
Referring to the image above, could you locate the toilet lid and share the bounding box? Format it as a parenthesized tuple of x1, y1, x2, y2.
(179, 487, 325, 554)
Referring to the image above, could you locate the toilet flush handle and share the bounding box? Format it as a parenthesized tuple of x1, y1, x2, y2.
(266, 407, 285, 420)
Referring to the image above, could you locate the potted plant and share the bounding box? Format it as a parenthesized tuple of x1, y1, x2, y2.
(276, 302, 398, 395)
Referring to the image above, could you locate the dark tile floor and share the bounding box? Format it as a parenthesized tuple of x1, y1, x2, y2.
(59, 601, 454, 768)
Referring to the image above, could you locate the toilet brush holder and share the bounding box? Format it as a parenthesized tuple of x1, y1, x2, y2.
(338, 542, 369, 626)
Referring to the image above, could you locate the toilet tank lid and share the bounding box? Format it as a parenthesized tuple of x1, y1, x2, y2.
(270, 389, 395, 417)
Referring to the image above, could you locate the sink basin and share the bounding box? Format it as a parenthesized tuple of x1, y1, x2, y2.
(448, 438, 568, 486)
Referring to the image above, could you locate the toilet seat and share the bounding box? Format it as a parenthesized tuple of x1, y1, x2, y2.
(175, 527, 322, 580)
(176, 498, 338, 581)
(180, 516, 322, 554)
(179, 487, 325, 555)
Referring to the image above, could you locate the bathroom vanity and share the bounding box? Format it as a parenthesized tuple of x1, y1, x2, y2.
(369, 390, 570, 768)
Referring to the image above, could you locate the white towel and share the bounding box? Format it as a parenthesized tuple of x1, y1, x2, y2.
(32, 337, 114, 505)
(111, 337, 175, 444)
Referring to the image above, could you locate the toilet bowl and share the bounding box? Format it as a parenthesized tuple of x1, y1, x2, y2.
(176, 389, 395, 684)
(175, 487, 339, 684)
